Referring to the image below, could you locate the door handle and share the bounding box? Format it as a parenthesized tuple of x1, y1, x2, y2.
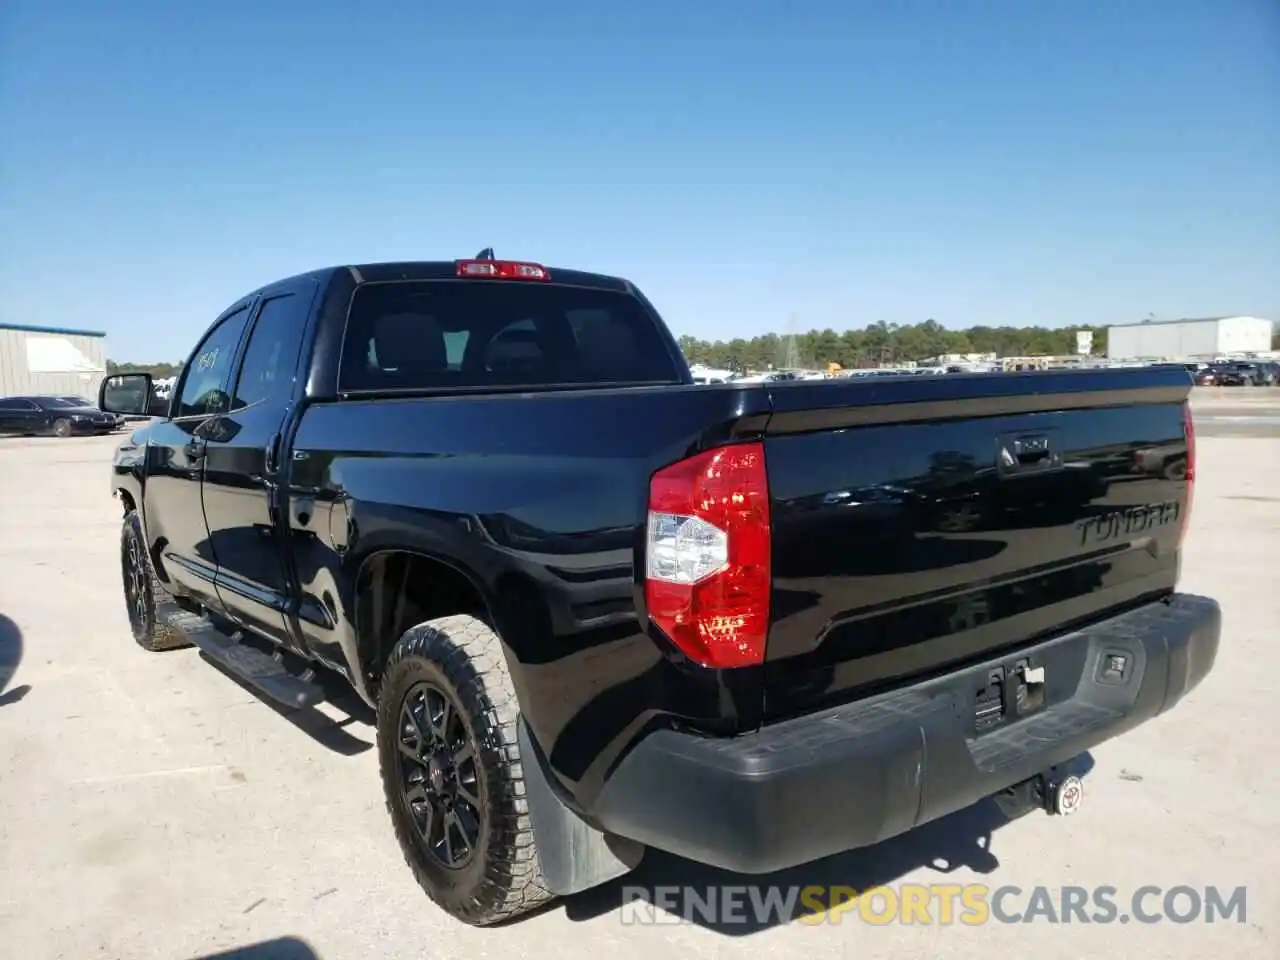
(264, 432, 282, 475)
(184, 438, 207, 461)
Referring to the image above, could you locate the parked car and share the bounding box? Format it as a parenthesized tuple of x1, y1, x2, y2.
(0, 395, 120, 437)
(98, 254, 1219, 926)
(735, 370, 801, 383)
(1195, 361, 1279, 386)
(54, 395, 127, 429)
(1194, 363, 1250, 386)
(1233, 361, 1280, 386)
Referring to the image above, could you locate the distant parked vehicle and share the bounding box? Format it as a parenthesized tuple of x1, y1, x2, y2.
(944, 363, 999, 374)
(1194, 362, 1277, 386)
(688, 365, 736, 384)
(1233, 361, 1279, 386)
(0, 395, 119, 437)
(54, 395, 127, 428)
(735, 370, 801, 383)
(1194, 364, 1249, 387)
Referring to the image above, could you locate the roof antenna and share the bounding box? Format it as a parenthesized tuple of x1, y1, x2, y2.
(475, 247, 495, 260)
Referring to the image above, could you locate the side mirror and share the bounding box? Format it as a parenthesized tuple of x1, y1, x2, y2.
(99, 373, 156, 417)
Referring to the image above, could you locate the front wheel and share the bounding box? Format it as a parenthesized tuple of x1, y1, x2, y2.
(377, 614, 553, 925)
(52, 418, 72, 438)
(121, 511, 191, 652)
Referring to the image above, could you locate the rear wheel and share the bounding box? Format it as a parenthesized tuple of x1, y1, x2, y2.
(121, 510, 191, 652)
(52, 418, 72, 438)
(377, 614, 553, 925)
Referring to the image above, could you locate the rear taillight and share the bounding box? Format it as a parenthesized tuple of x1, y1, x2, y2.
(644, 442, 771, 669)
(1180, 402, 1195, 547)
(455, 259, 549, 280)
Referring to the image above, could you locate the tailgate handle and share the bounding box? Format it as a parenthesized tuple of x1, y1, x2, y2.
(997, 431, 1060, 475)
(1012, 435, 1051, 463)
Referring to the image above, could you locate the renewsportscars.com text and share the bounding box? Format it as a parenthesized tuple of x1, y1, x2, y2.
(619, 883, 1247, 926)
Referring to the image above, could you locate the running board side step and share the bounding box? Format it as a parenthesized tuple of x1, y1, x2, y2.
(161, 609, 326, 710)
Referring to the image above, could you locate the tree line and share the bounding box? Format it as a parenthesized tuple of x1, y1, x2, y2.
(106, 360, 182, 378)
(105, 321, 1280, 377)
(677, 320, 1111, 371)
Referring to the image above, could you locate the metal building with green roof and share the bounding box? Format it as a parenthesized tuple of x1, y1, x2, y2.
(0, 322, 109, 398)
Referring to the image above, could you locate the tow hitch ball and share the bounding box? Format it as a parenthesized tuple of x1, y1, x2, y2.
(1002, 768, 1085, 817)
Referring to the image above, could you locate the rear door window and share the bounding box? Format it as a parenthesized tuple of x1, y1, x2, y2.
(231, 293, 311, 410)
(338, 280, 682, 392)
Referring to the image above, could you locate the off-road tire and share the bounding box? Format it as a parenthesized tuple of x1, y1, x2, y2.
(52, 418, 72, 438)
(377, 614, 553, 925)
(121, 510, 191, 652)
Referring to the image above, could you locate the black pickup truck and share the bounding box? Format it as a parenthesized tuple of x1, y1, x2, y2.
(100, 255, 1220, 926)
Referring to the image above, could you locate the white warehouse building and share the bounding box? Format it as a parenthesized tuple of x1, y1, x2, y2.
(1106, 316, 1274, 361)
(0, 322, 108, 397)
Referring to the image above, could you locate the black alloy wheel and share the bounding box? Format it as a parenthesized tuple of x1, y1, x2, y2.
(377, 614, 554, 924)
(122, 529, 151, 636)
(396, 680, 483, 869)
(119, 511, 190, 652)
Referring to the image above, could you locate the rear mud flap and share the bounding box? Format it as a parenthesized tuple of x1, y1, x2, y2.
(517, 719, 645, 896)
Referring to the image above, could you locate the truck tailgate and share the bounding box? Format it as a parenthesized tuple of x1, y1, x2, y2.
(760, 368, 1193, 720)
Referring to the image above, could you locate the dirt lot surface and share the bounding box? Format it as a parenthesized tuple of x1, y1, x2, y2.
(1, 389, 1276, 959)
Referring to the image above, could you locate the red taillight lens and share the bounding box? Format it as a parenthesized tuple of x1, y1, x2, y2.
(455, 259, 550, 280)
(1179, 402, 1195, 547)
(644, 442, 771, 669)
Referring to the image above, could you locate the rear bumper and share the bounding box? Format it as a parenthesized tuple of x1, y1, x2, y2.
(591, 593, 1220, 874)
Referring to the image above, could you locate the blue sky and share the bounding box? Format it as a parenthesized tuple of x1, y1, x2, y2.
(1, 0, 1276, 362)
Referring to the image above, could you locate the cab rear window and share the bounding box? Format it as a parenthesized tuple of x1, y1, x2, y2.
(338, 280, 683, 392)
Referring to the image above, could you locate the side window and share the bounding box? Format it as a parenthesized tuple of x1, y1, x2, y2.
(177, 306, 251, 418)
(231, 294, 310, 410)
